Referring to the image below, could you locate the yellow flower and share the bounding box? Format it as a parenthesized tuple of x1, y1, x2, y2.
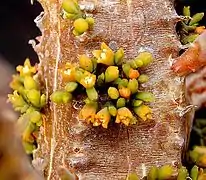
(16, 58, 37, 76)
(92, 43, 114, 66)
(94, 107, 111, 128)
(115, 107, 133, 126)
(133, 105, 152, 121)
(79, 71, 96, 89)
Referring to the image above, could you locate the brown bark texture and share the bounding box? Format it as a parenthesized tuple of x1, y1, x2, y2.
(33, 0, 193, 179)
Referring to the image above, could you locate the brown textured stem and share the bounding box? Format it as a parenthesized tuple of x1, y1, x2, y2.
(33, 0, 193, 179)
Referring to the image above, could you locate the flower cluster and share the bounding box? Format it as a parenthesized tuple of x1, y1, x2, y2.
(180, 6, 205, 44)
(8, 59, 46, 154)
(50, 43, 155, 128)
(61, 0, 95, 36)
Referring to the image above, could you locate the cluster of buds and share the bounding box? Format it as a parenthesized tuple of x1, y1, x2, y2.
(180, 6, 205, 44)
(50, 42, 154, 129)
(8, 59, 46, 154)
(61, 0, 95, 36)
(126, 164, 206, 180)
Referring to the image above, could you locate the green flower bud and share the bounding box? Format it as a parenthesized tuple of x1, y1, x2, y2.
(85, 17, 95, 27)
(183, 6, 190, 17)
(65, 82, 78, 93)
(27, 89, 41, 107)
(177, 167, 188, 180)
(22, 122, 36, 143)
(135, 52, 153, 67)
(122, 63, 131, 77)
(134, 59, 144, 68)
(135, 92, 155, 102)
(116, 98, 126, 108)
(62, 0, 80, 15)
(97, 73, 105, 86)
(74, 18, 89, 35)
(30, 111, 42, 123)
(79, 54, 93, 72)
(40, 94, 46, 107)
(105, 66, 119, 83)
(93, 43, 115, 66)
(126, 173, 139, 180)
(114, 48, 124, 65)
(127, 79, 138, 94)
(118, 79, 128, 89)
(181, 34, 199, 44)
(24, 76, 38, 90)
(50, 91, 72, 104)
(138, 74, 149, 84)
(147, 166, 158, 180)
(108, 105, 117, 116)
(189, 13, 204, 26)
(86, 87, 98, 101)
(158, 165, 173, 180)
(22, 141, 36, 154)
(133, 105, 152, 121)
(108, 87, 119, 99)
(190, 165, 198, 180)
(113, 78, 122, 85)
(132, 100, 143, 107)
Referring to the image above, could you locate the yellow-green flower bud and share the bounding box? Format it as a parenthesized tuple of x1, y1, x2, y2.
(22, 122, 36, 143)
(97, 73, 105, 86)
(158, 165, 173, 180)
(74, 18, 89, 35)
(114, 48, 124, 65)
(190, 165, 198, 180)
(62, 0, 80, 15)
(135, 52, 153, 67)
(132, 100, 143, 107)
(79, 71, 96, 88)
(95, 107, 111, 128)
(92, 43, 115, 66)
(116, 107, 133, 126)
(10, 75, 24, 91)
(127, 79, 138, 94)
(72, 29, 81, 36)
(86, 87, 98, 101)
(108, 87, 119, 99)
(36, 120, 42, 127)
(138, 74, 149, 84)
(189, 13, 204, 26)
(181, 34, 199, 44)
(85, 17, 95, 27)
(79, 54, 93, 72)
(135, 92, 155, 102)
(105, 66, 119, 83)
(147, 166, 158, 180)
(177, 167, 188, 180)
(22, 141, 36, 154)
(30, 111, 42, 123)
(24, 76, 38, 90)
(118, 79, 128, 89)
(108, 106, 117, 116)
(50, 91, 72, 104)
(27, 89, 41, 107)
(183, 6, 190, 17)
(122, 63, 131, 77)
(116, 98, 126, 108)
(40, 94, 46, 107)
(126, 173, 139, 180)
(134, 59, 144, 68)
(65, 82, 78, 93)
(133, 105, 152, 121)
